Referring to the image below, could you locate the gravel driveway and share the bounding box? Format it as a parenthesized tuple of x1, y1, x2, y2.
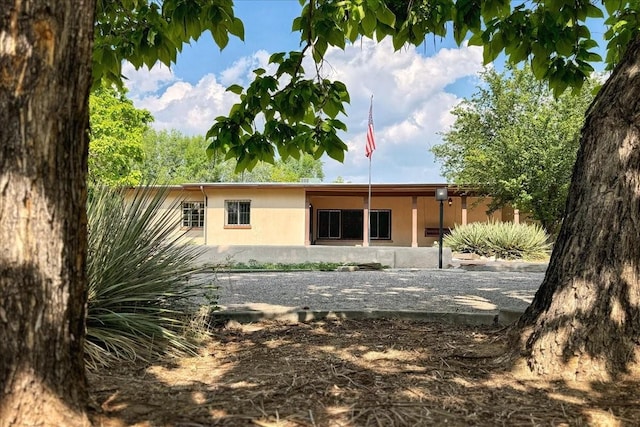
(211, 269, 544, 315)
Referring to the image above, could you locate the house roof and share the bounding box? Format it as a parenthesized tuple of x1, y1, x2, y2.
(176, 182, 478, 197)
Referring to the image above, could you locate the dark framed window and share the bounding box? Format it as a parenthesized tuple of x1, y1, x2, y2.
(226, 200, 251, 225)
(317, 209, 391, 240)
(318, 210, 341, 238)
(370, 210, 391, 240)
(182, 202, 204, 228)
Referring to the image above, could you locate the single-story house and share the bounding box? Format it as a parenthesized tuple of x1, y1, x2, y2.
(150, 182, 521, 248)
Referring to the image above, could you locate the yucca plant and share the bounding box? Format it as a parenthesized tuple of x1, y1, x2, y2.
(443, 222, 494, 257)
(486, 222, 551, 260)
(86, 185, 215, 369)
(444, 221, 551, 261)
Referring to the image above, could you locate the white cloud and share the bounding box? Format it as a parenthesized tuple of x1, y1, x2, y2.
(316, 38, 483, 183)
(122, 62, 176, 96)
(124, 37, 484, 183)
(219, 49, 272, 86)
(124, 67, 239, 136)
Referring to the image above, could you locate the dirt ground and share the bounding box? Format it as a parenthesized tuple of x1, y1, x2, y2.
(89, 319, 640, 426)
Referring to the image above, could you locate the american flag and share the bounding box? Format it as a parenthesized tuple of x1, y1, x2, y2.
(365, 97, 376, 158)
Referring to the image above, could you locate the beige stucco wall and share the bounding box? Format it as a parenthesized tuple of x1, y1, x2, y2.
(465, 197, 502, 224)
(123, 188, 206, 245)
(160, 189, 206, 245)
(205, 187, 306, 246)
(418, 196, 503, 246)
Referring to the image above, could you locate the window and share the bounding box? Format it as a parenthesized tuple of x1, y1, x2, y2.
(317, 209, 391, 240)
(226, 200, 251, 226)
(318, 210, 341, 238)
(182, 202, 204, 228)
(370, 210, 391, 240)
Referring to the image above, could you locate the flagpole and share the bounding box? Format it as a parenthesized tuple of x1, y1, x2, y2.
(367, 95, 373, 245)
(368, 154, 372, 242)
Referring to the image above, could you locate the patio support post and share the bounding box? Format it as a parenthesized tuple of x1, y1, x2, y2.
(461, 195, 468, 225)
(411, 196, 418, 247)
(304, 195, 311, 246)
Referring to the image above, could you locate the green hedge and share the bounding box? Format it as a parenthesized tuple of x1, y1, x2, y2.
(444, 222, 551, 260)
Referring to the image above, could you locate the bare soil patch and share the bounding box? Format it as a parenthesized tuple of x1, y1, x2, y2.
(89, 319, 640, 426)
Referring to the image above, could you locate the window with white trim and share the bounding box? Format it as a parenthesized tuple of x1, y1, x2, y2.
(182, 202, 204, 228)
(370, 210, 391, 240)
(225, 200, 251, 225)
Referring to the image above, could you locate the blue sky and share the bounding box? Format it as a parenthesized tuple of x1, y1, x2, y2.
(122, 1, 498, 183)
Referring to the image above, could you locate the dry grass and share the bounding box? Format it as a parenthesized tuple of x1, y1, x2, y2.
(89, 319, 640, 426)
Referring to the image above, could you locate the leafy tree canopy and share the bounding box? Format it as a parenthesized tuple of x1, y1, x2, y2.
(94, 0, 244, 88)
(432, 65, 597, 235)
(141, 129, 324, 183)
(95, 0, 635, 172)
(89, 85, 153, 186)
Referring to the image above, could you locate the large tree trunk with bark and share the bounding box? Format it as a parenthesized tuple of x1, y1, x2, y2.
(0, 1, 95, 425)
(517, 35, 640, 381)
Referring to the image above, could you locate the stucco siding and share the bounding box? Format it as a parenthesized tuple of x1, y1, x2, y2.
(205, 187, 306, 245)
(466, 197, 502, 223)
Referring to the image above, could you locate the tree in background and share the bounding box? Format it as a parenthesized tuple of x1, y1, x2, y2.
(89, 85, 153, 186)
(432, 66, 597, 235)
(141, 129, 324, 183)
(141, 129, 215, 183)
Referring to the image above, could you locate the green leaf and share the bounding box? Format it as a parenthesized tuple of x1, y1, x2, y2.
(346, 22, 360, 43)
(292, 16, 303, 32)
(312, 39, 328, 62)
(392, 26, 410, 50)
(531, 55, 549, 79)
(468, 32, 484, 46)
(229, 17, 245, 40)
(362, 11, 377, 35)
(323, 99, 340, 119)
(453, 23, 468, 45)
(327, 28, 346, 49)
(376, 5, 396, 27)
(212, 25, 229, 49)
(585, 4, 604, 18)
(603, 0, 620, 15)
(556, 38, 574, 56)
(226, 84, 244, 95)
(269, 52, 286, 64)
(325, 144, 344, 162)
(329, 119, 348, 132)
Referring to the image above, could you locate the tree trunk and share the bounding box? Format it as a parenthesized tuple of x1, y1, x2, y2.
(517, 36, 640, 381)
(0, 1, 95, 425)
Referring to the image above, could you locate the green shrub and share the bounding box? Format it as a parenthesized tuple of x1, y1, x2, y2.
(225, 261, 354, 271)
(444, 221, 551, 260)
(86, 186, 216, 368)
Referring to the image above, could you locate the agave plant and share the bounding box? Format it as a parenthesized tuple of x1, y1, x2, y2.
(86, 185, 215, 369)
(445, 221, 551, 261)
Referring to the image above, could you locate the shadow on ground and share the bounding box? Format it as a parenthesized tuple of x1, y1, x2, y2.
(89, 319, 640, 426)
